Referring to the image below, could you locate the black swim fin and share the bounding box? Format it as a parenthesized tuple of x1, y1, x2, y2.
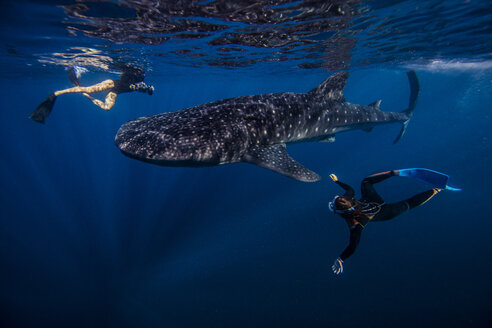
(67, 67, 81, 86)
(29, 93, 57, 124)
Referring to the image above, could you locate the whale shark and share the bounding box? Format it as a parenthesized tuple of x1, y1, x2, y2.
(115, 71, 419, 182)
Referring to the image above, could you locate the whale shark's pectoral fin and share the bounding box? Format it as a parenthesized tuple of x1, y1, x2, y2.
(242, 144, 321, 182)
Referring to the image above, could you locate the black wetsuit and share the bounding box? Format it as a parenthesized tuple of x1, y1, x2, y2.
(68, 65, 151, 94)
(335, 171, 438, 261)
(114, 70, 147, 94)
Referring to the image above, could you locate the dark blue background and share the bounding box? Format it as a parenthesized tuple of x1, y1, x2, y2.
(0, 66, 491, 327)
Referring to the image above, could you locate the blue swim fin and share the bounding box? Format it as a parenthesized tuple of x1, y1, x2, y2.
(398, 168, 461, 191)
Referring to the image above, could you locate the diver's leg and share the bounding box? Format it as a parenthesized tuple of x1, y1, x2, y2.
(405, 188, 441, 209)
(54, 80, 115, 96)
(29, 79, 115, 123)
(83, 92, 117, 111)
(372, 202, 409, 222)
(373, 188, 441, 222)
(360, 171, 391, 203)
(363, 170, 396, 185)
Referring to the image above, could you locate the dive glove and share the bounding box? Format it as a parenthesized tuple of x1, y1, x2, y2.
(332, 257, 344, 275)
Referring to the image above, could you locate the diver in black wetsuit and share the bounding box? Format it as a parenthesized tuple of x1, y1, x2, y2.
(29, 64, 155, 123)
(328, 170, 441, 275)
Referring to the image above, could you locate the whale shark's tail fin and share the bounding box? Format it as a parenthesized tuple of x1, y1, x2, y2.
(29, 93, 57, 124)
(393, 70, 419, 144)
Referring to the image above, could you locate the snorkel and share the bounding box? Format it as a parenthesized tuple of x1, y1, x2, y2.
(328, 195, 339, 212)
(329, 196, 357, 214)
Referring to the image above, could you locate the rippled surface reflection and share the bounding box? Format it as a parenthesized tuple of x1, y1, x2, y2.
(1, 0, 491, 74)
(58, 0, 359, 70)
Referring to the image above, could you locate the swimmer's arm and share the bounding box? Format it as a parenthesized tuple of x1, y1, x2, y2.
(130, 82, 154, 95)
(330, 174, 355, 198)
(339, 224, 363, 261)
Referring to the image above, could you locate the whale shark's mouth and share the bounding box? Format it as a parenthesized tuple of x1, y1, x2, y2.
(116, 148, 219, 167)
(115, 117, 222, 166)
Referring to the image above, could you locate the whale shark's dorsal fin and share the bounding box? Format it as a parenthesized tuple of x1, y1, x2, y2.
(308, 71, 349, 102)
(369, 99, 382, 110)
(242, 144, 321, 182)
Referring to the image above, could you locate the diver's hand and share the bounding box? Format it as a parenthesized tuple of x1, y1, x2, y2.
(329, 174, 338, 182)
(332, 257, 344, 275)
(130, 82, 154, 95)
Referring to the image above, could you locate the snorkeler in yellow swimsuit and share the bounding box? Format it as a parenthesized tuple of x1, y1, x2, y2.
(29, 65, 154, 123)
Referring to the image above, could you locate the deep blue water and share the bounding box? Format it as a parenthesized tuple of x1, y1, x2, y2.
(1, 1, 491, 327)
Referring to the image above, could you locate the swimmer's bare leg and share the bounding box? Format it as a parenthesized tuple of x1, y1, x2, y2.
(54, 79, 115, 96)
(83, 92, 117, 111)
(30, 79, 116, 123)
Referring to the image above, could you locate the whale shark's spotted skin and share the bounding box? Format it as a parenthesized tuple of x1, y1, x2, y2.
(115, 71, 418, 182)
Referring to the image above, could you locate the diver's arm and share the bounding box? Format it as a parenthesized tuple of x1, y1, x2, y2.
(330, 174, 355, 198)
(340, 224, 363, 261)
(332, 224, 363, 275)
